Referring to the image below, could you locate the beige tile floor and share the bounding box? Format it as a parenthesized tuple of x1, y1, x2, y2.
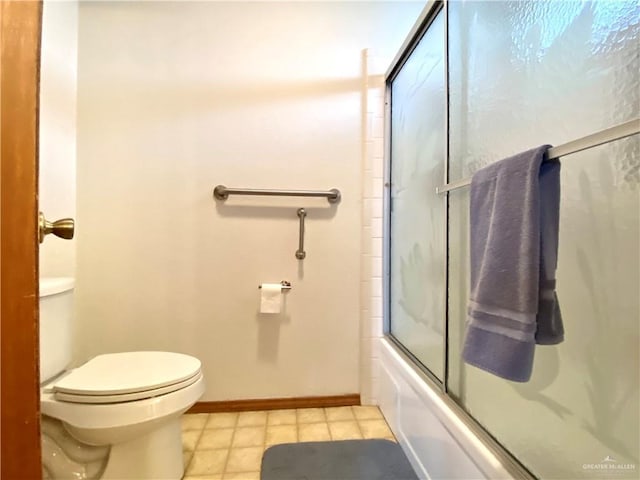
(181, 406, 396, 480)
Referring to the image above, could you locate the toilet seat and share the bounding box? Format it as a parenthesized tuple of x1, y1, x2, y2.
(54, 371, 203, 404)
(48, 351, 202, 404)
(41, 373, 205, 443)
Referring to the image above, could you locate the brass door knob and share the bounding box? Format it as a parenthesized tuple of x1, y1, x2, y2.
(39, 212, 75, 243)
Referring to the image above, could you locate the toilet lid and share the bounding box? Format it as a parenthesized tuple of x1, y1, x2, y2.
(54, 371, 203, 404)
(52, 352, 202, 397)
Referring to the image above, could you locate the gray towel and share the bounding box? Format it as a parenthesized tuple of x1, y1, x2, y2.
(462, 145, 564, 382)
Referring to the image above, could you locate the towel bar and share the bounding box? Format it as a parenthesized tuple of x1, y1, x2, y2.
(435, 118, 640, 194)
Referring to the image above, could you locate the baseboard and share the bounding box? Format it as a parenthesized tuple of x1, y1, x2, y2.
(187, 394, 361, 413)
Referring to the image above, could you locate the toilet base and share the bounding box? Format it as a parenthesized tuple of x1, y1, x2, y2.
(41, 371, 205, 478)
(101, 418, 184, 480)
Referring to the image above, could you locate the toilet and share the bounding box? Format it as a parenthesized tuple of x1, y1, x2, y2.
(40, 277, 204, 479)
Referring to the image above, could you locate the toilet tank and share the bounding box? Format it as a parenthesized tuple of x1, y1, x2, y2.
(39, 277, 75, 384)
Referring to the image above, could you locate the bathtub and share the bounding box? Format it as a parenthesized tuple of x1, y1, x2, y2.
(378, 338, 516, 480)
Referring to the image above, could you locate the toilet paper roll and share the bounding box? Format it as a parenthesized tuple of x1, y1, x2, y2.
(260, 284, 282, 314)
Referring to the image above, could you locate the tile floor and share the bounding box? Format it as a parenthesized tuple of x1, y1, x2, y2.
(181, 406, 396, 480)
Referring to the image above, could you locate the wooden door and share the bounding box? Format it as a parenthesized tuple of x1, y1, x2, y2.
(1, 2, 43, 479)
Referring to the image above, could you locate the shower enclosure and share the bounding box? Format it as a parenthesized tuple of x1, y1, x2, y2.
(384, 1, 639, 478)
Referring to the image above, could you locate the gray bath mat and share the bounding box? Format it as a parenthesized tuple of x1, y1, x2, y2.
(261, 439, 418, 480)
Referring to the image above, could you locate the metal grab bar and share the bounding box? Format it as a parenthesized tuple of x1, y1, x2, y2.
(295, 208, 307, 260)
(213, 185, 341, 203)
(436, 118, 640, 194)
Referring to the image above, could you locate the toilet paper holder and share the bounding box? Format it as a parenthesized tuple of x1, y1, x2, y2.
(258, 281, 292, 291)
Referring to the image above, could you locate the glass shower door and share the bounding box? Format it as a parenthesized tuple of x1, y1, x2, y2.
(447, 1, 640, 478)
(388, 10, 446, 380)
(386, 1, 639, 477)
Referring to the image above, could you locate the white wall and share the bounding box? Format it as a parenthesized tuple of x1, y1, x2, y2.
(75, 1, 423, 401)
(39, 0, 78, 277)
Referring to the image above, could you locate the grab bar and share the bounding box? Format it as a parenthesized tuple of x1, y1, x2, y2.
(213, 185, 341, 204)
(295, 208, 307, 260)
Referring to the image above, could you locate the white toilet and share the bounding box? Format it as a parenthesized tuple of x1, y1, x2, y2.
(40, 277, 205, 479)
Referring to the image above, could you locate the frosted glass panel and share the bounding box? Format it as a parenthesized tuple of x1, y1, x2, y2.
(447, 1, 639, 478)
(449, 0, 640, 181)
(389, 11, 445, 379)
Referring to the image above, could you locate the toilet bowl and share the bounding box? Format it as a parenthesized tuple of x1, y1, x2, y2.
(40, 278, 205, 479)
